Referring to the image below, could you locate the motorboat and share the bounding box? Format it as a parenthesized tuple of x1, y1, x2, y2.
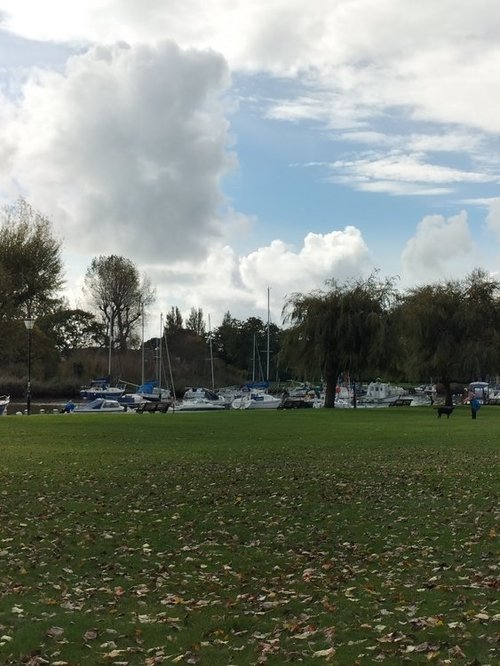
(80, 377, 126, 400)
(467, 381, 490, 404)
(119, 380, 170, 407)
(170, 387, 228, 412)
(73, 398, 126, 413)
(0, 395, 10, 416)
(182, 387, 227, 404)
(232, 390, 282, 410)
(359, 380, 408, 405)
(172, 398, 226, 412)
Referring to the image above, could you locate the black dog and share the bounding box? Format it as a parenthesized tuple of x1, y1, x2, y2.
(437, 406, 454, 419)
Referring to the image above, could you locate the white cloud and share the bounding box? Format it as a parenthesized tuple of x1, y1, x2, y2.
(245, 226, 369, 316)
(1, 0, 500, 334)
(485, 198, 500, 238)
(3, 1, 500, 132)
(0, 41, 235, 262)
(144, 226, 371, 329)
(401, 211, 475, 282)
(329, 152, 495, 196)
(341, 131, 486, 155)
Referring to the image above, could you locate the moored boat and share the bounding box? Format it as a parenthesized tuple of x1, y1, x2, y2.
(0, 395, 10, 416)
(73, 398, 126, 413)
(119, 380, 171, 408)
(172, 387, 228, 412)
(232, 390, 282, 410)
(80, 377, 126, 400)
(359, 379, 408, 405)
(172, 399, 226, 412)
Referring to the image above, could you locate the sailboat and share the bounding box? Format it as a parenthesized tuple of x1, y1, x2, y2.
(231, 289, 281, 410)
(80, 316, 126, 399)
(119, 310, 172, 407)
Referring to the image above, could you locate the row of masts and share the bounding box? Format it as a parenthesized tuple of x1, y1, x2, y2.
(107, 287, 272, 392)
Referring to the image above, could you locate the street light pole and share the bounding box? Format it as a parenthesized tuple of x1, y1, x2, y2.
(24, 317, 34, 415)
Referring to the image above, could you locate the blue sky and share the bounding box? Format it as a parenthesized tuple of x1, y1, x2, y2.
(0, 1, 499, 337)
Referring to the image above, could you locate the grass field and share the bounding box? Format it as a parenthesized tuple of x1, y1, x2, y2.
(0, 406, 498, 665)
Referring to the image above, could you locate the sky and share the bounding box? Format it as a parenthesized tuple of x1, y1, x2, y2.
(1, 0, 500, 338)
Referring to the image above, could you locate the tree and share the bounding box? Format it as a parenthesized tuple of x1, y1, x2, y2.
(165, 306, 184, 334)
(212, 311, 242, 366)
(186, 307, 206, 336)
(282, 274, 396, 407)
(83, 255, 155, 351)
(0, 198, 64, 319)
(37, 308, 105, 357)
(398, 269, 500, 405)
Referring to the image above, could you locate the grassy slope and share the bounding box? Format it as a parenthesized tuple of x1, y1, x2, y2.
(0, 407, 498, 664)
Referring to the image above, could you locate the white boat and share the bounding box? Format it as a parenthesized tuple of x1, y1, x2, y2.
(467, 381, 489, 404)
(183, 387, 226, 405)
(0, 395, 10, 416)
(172, 398, 226, 412)
(171, 387, 228, 412)
(73, 398, 126, 413)
(232, 390, 282, 410)
(80, 377, 125, 400)
(360, 380, 408, 405)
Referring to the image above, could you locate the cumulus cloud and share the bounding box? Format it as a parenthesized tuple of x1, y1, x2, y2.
(0, 41, 235, 262)
(1, 0, 500, 331)
(401, 211, 475, 282)
(239, 226, 370, 296)
(3, 1, 500, 132)
(147, 226, 371, 327)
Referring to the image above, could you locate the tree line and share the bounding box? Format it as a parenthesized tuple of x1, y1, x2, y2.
(1, 199, 500, 404)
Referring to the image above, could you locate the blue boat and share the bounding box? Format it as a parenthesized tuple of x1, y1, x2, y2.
(118, 380, 171, 407)
(80, 377, 126, 400)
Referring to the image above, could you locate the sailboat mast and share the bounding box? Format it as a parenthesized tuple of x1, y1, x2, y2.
(266, 287, 270, 383)
(158, 313, 163, 396)
(108, 313, 113, 377)
(208, 314, 215, 390)
(141, 303, 145, 386)
(252, 334, 256, 382)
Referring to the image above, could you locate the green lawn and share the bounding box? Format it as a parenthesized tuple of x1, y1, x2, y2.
(0, 407, 498, 664)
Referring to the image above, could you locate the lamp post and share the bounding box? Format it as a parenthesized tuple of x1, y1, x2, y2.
(24, 317, 34, 415)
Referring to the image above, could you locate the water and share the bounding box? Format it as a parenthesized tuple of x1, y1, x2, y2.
(7, 399, 66, 415)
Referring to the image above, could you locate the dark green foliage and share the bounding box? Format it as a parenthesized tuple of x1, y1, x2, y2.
(37, 308, 105, 356)
(0, 198, 64, 319)
(398, 269, 500, 404)
(185, 307, 206, 335)
(165, 305, 184, 333)
(282, 273, 396, 406)
(211, 312, 282, 380)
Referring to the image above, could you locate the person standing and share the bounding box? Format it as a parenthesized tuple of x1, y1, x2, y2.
(470, 394, 481, 419)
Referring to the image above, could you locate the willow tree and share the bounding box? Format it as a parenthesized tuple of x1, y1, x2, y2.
(282, 273, 396, 407)
(398, 269, 500, 405)
(84, 255, 155, 351)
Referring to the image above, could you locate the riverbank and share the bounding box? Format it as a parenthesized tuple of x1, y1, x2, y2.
(6, 399, 67, 415)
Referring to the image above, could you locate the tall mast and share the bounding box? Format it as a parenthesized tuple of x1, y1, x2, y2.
(108, 313, 113, 377)
(141, 302, 145, 386)
(208, 314, 215, 390)
(266, 287, 270, 383)
(252, 334, 256, 382)
(158, 313, 163, 395)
